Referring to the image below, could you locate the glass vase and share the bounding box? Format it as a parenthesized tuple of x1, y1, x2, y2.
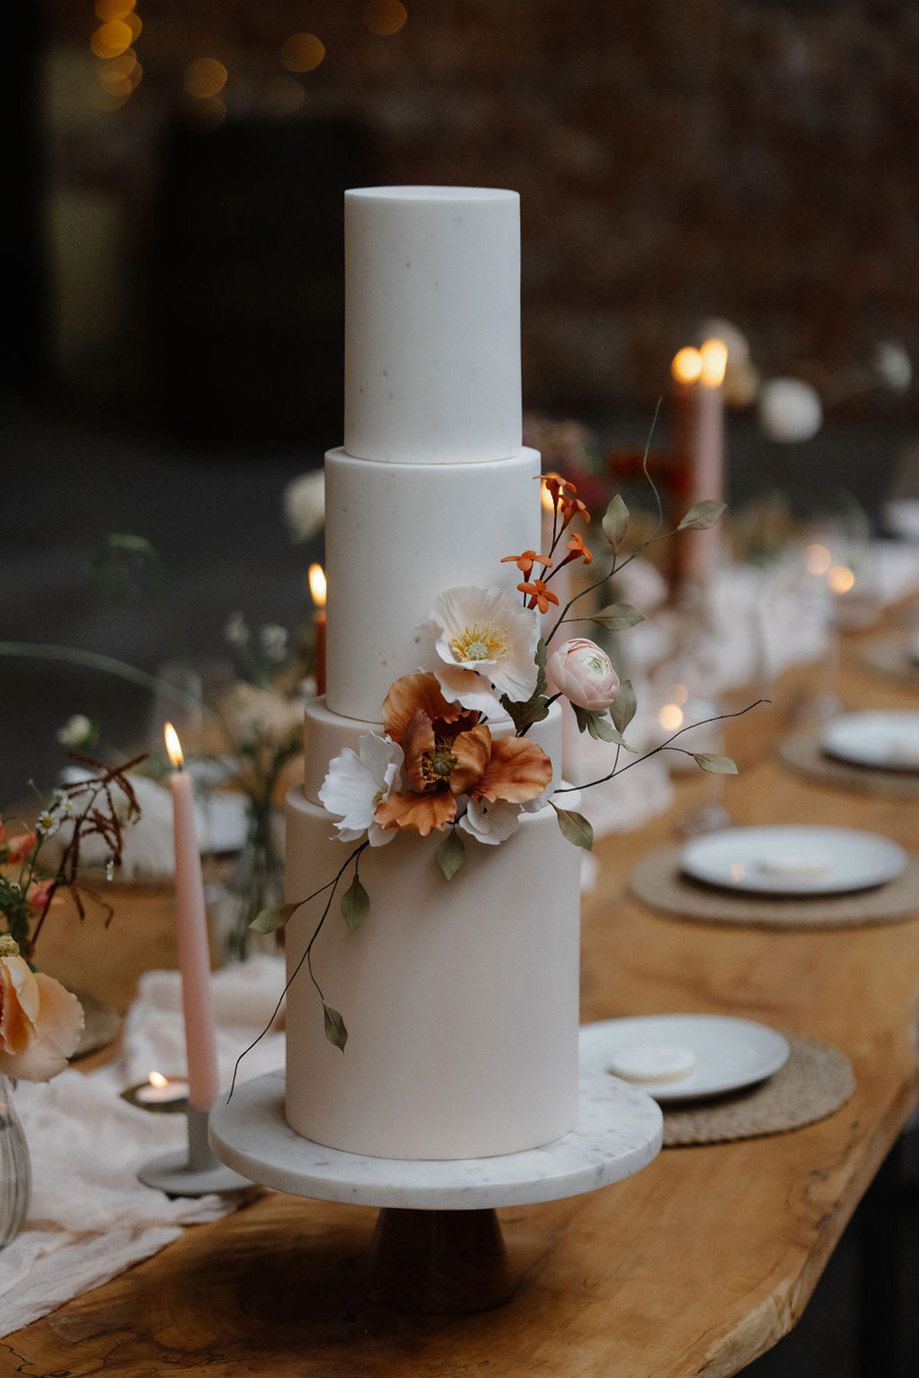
(0, 1075, 31, 1248)
(210, 804, 285, 965)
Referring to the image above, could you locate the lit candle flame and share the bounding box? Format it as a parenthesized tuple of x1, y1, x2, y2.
(805, 543, 832, 576)
(671, 347, 703, 385)
(729, 863, 745, 884)
(699, 338, 728, 388)
(540, 481, 555, 513)
(149, 1070, 168, 1088)
(164, 722, 184, 768)
(828, 565, 855, 595)
(659, 703, 685, 732)
(308, 562, 327, 608)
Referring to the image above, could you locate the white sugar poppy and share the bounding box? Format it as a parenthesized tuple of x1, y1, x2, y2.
(319, 732, 403, 846)
(422, 586, 540, 710)
(457, 797, 523, 846)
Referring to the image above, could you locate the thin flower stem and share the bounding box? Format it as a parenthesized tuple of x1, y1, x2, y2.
(554, 700, 768, 794)
(226, 839, 369, 1100)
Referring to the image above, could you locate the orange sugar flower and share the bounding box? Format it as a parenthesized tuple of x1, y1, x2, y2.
(560, 494, 590, 528)
(468, 737, 552, 805)
(566, 532, 593, 565)
(517, 579, 560, 614)
(374, 788, 458, 837)
(500, 550, 553, 576)
(538, 472, 576, 503)
(382, 673, 476, 744)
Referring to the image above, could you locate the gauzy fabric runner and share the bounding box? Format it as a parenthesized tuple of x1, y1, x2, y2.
(0, 955, 286, 1338)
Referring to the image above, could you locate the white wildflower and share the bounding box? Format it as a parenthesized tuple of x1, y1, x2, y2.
(458, 798, 522, 846)
(283, 470, 326, 543)
(224, 610, 250, 647)
(36, 809, 60, 838)
(56, 714, 94, 748)
(259, 624, 289, 663)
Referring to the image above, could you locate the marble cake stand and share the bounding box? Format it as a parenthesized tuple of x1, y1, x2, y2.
(209, 1068, 662, 1314)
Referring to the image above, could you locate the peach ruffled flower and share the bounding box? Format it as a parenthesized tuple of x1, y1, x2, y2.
(547, 638, 620, 712)
(373, 674, 552, 838)
(0, 943, 84, 1083)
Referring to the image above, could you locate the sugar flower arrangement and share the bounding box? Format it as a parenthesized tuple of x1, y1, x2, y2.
(0, 755, 145, 1081)
(238, 457, 754, 1062)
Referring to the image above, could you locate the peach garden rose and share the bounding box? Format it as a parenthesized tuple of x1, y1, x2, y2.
(0, 938, 84, 1083)
(547, 638, 620, 712)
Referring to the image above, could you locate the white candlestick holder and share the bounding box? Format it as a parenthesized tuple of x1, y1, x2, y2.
(137, 1105, 253, 1198)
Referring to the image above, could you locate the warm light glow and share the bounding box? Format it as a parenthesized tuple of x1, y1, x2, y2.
(90, 19, 133, 58)
(699, 338, 729, 389)
(149, 1070, 168, 1089)
(184, 58, 228, 98)
(99, 71, 132, 98)
(805, 543, 832, 576)
(540, 481, 555, 513)
(309, 563, 327, 608)
(659, 703, 685, 733)
(103, 48, 138, 78)
(281, 32, 326, 72)
(265, 75, 306, 114)
(671, 347, 703, 385)
(164, 722, 184, 768)
(122, 11, 142, 40)
(95, 0, 135, 19)
(729, 863, 745, 884)
(828, 564, 855, 595)
(363, 0, 408, 35)
(668, 682, 689, 706)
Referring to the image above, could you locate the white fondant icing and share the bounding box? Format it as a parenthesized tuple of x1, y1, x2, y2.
(285, 785, 582, 1159)
(344, 187, 521, 464)
(324, 446, 542, 722)
(211, 1069, 663, 1210)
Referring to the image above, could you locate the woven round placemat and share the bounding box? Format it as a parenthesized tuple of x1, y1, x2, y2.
(861, 631, 919, 686)
(629, 846, 919, 929)
(778, 728, 919, 798)
(662, 1032, 854, 1146)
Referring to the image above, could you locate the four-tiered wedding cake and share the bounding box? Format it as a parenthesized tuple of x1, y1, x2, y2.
(284, 186, 582, 1160)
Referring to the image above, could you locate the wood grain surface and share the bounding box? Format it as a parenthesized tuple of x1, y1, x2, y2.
(6, 606, 919, 1378)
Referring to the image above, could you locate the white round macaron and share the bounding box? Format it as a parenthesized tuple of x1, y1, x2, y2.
(608, 1044, 696, 1084)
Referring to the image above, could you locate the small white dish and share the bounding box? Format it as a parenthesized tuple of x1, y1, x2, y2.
(822, 711, 919, 772)
(680, 825, 908, 896)
(580, 1015, 790, 1102)
(608, 1044, 695, 1084)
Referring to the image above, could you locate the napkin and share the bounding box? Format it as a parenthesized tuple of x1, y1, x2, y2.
(0, 955, 286, 1338)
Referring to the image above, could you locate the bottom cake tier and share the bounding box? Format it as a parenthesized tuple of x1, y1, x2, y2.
(284, 785, 582, 1160)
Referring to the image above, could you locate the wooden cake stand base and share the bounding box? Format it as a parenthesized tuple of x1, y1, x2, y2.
(209, 1069, 661, 1315)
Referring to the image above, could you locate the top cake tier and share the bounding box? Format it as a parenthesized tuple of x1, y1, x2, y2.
(344, 186, 521, 465)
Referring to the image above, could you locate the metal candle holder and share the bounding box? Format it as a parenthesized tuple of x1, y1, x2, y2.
(137, 1105, 252, 1198)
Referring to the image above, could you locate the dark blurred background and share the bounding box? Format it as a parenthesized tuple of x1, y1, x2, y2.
(2, 0, 917, 787)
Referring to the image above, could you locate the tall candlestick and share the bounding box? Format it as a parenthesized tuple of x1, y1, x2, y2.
(671, 340, 727, 587)
(309, 562, 327, 697)
(164, 723, 220, 1112)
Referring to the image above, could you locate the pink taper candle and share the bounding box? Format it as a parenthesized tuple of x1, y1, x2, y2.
(164, 723, 220, 1111)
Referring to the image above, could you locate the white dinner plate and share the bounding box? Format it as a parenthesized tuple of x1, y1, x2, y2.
(579, 1015, 790, 1102)
(680, 824, 908, 896)
(822, 710, 919, 772)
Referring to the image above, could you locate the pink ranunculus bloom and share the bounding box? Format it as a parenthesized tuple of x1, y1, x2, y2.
(547, 638, 620, 712)
(26, 878, 55, 914)
(0, 952, 84, 1082)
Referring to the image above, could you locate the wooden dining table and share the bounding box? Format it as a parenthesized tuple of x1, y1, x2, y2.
(7, 600, 919, 1377)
